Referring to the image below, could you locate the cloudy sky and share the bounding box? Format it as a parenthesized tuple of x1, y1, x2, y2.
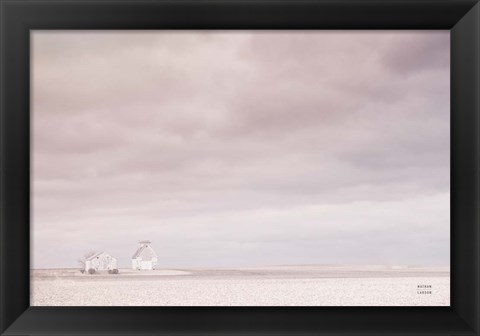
(31, 31, 450, 269)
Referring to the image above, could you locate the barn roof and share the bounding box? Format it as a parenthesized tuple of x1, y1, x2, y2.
(132, 244, 157, 260)
(86, 252, 104, 261)
(86, 251, 117, 261)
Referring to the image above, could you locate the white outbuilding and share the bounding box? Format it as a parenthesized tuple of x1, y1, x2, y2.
(84, 252, 117, 272)
(132, 241, 158, 270)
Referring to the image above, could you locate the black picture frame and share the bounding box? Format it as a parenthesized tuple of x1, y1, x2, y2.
(1, 0, 479, 335)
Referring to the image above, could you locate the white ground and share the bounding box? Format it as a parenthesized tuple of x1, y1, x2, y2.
(31, 266, 450, 306)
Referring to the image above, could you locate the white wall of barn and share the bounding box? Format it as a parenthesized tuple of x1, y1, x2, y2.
(85, 253, 117, 272)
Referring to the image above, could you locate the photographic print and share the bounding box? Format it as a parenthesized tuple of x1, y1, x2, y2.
(31, 31, 450, 306)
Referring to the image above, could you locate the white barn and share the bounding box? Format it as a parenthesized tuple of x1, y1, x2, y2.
(132, 241, 158, 270)
(84, 252, 117, 272)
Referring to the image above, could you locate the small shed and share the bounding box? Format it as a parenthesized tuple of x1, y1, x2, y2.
(85, 252, 117, 272)
(132, 241, 158, 270)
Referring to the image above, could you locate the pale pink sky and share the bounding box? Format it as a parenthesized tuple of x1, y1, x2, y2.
(32, 31, 450, 269)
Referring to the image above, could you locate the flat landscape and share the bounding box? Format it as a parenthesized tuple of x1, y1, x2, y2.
(31, 265, 449, 306)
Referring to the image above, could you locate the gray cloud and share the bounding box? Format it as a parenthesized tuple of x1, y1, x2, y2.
(32, 31, 450, 269)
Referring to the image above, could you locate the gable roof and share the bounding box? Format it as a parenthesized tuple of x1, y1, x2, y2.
(86, 251, 104, 261)
(132, 244, 157, 260)
(86, 251, 116, 261)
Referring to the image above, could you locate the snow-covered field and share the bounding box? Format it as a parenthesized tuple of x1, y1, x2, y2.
(31, 265, 450, 306)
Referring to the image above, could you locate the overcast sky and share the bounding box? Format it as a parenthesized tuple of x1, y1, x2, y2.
(31, 31, 450, 269)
